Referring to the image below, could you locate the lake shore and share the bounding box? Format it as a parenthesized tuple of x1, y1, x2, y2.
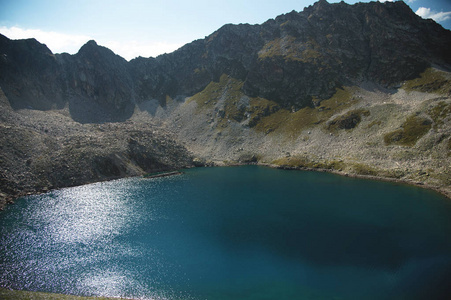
(210, 161, 451, 201)
(0, 288, 134, 300)
(1, 162, 450, 211)
(267, 163, 451, 200)
(2, 165, 451, 299)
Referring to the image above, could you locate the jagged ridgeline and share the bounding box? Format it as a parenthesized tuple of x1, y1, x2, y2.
(1, 0, 450, 122)
(1, 0, 451, 206)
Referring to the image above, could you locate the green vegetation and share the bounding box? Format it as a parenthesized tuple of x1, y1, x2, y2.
(272, 156, 381, 177)
(258, 36, 324, 64)
(188, 74, 243, 111)
(254, 87, 357, 137)
(247, 97, 280, 127)
(165, 95, 173, 105)
(367, 120, 382, 129)
(193, 67, 207, 75)
(272, 155, 345, 170)
(430, 169, 451, 186)
(427, 101, 451, 130)
(187, 75, 361, 139)
(402, 68, 451, 95)
(272, 156, 314, 168)
(187, 74, 279, 129)
(327, 109, 370, 132)
(258, 36, 301, 61)
(384, 115, 432, 146)
(0, 288, 129, 300)
(349, 163, 379, 176)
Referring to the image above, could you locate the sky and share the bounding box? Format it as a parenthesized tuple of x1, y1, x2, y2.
(1, 0, 450, 61)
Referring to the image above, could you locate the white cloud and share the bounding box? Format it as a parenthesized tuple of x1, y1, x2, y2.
(407, 0, 417, 3)
(416, 7, 451, 22)
(0, 26, 91, 55)
(0, 26, 183, 60)
(379, 0, 394, 2)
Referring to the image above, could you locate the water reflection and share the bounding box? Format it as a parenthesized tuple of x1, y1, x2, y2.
(1, 166, 451, 299)
(0, 179, 158, 298)
(34, 181, 133, 244)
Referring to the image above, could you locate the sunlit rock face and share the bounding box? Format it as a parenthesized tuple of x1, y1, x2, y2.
(1, 1, 450, 119)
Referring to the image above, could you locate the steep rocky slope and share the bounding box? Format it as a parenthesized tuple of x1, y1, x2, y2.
(0, 88, 193, 208)
(1, 0, 451, 207)
(160, 68, 451, 198)
(2, 1, 450, 120)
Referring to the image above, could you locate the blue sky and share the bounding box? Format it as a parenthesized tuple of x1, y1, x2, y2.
(1, 0, 450, 60)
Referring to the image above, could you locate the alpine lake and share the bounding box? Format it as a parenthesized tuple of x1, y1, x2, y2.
(1, 166, 451, 299)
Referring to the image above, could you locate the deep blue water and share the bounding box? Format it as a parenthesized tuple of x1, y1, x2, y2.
(1, 166, 451, 299)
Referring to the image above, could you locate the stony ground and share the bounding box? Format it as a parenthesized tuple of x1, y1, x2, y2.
(1, 68, 450, 209)
(0, 288, 130, 300)
(0, 89, 194, 209)
(0, 69, 450, 300)
(152, 68, 451, 199)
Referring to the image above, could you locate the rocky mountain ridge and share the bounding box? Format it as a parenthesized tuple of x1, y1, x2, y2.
(1, 0, 450, 122)
(1, 0, 451, 207)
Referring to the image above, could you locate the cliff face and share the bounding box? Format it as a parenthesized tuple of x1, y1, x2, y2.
(0, 34, 66, 110)
(130, 0, 451, 109)
(1, 0, 450, 120)
(58, 40, 136, 123)
(1, 0, 451, 207)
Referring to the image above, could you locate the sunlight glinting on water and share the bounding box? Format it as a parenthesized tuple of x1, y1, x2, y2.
(2, 166, 451, 299)
(38, 182, 132, 244)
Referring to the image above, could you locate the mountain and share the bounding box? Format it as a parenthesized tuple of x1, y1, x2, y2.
(1, 0, 451, 207)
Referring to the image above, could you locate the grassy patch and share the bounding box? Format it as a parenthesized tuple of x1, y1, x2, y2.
(428, 101, 451, 130)
(254, 87, 357, 137)
(273, 157, 386, 178)
(381, 169, 406, 179)
(165, 95, 173, 105)
(0, 288, 126, 300)
(247, 97, 280, 127)
(327, 109, 370, 132)
(186, 74, 282, 128)
(258, 36, 301, 61)
(402, 68, 451, 95)
(349, 163, 379, 176)
(367, 120, 382, 129)
(429, 169, 451, 186)
(258, 36, 324, 64)
(384, 115, 432, 147)
(273, 156, 390, 178)
(253, 108, 293, 135)
(272, 156, 313, 168)
(272, 156, 346, 170)
(188, 74, 243, 112)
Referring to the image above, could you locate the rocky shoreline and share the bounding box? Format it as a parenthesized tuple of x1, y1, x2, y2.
(0, 88, 194, 210)
(210, 161, 451, 200)
(2, 159, 450, 213)
(273, 165, 451, 200)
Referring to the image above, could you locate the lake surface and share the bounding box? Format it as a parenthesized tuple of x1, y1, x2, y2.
(1, 166, 451, 299)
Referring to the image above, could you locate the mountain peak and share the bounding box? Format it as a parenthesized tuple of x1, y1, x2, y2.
(314, 0, 330, 8)
(1, 1, 451, 113)
(85, 40, 98, 46)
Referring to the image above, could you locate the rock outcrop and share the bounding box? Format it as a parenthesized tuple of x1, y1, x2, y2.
(0, 86, 194, 208)
(1, 1, 450, 119)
